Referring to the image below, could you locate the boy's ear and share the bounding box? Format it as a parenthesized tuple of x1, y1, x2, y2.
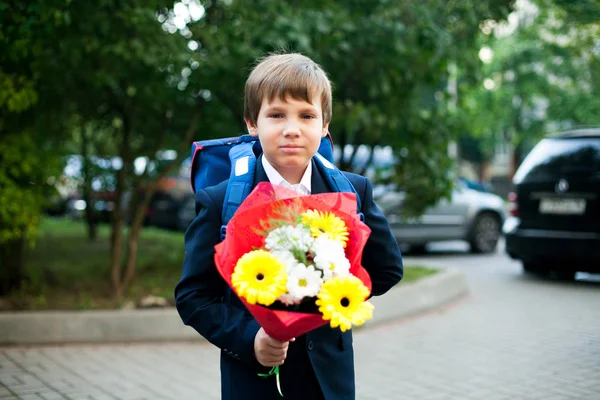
(245, 119, 258, 136)
(321, 122, 330, 138)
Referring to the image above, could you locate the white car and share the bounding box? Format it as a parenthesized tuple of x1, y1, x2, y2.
(375, 180, 506, 253)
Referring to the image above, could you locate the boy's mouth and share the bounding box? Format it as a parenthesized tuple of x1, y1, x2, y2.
(280, 145, 303, 153)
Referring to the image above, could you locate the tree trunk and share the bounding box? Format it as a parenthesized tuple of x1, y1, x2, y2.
(0, 237, 25, 295)
(110, 116, 130, 300)
(478, 161, 489, 182)
(122, 182, 158, 290)
(510, 144, 522, 182)
(81, 126, 97, 241)
(109, 106, 202, 300)
(110, 211, 125, 300)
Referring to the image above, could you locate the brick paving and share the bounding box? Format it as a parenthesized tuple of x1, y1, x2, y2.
(1, 247, 599, 400)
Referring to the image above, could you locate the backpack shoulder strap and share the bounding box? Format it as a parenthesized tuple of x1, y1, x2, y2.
(222, 141, 257, 226)
(313, 153, 364, 220)
(220, 146, 364, 240)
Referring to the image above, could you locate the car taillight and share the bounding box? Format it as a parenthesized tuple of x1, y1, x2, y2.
(508, 191, 519, 217)
(158, 177, 177, 190)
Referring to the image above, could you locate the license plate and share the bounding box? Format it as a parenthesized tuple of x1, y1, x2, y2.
(539, 198, 586, 215)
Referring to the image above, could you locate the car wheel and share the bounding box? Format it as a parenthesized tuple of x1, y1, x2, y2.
(552, 269, 576, 281)
(468, 212, 501, 254)
(407, 244, 428, 255)
(523, 262, 545, 275)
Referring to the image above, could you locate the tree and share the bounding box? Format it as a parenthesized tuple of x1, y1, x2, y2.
(461, 0, 600, 178)
(0, 1, 68, 293)
(2, 0, 517, 298)
(181, 0, 514, 216)
(39, 0, 203, 299)
(1, 1, 202, 299)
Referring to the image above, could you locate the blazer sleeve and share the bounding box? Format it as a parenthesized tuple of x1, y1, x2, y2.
(174, 187, 262, 368)
(358, 177, 404, 296)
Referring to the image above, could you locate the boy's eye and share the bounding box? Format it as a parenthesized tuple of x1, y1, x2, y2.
(301, 115, 316, 120)
(268, 113, 284, 118)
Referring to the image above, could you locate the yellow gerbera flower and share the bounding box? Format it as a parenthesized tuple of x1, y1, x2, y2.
(231, 250, 287, 306)
(301, 210, 349, 247)
(315, 275, 374, 332)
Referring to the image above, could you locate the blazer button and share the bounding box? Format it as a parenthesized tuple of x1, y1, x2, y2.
(307, 341, 314, 351)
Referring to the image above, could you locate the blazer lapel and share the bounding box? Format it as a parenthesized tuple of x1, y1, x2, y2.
(310, 158, 330, 194)
(253, 154, 270, 187)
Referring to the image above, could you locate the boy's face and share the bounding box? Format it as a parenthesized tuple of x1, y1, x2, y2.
(246, 95, 329, 184)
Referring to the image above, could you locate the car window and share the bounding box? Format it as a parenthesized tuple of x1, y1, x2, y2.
(513, 137, 600, 183)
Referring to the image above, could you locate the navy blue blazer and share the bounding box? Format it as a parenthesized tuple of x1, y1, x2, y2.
(175, 157, 403, 400)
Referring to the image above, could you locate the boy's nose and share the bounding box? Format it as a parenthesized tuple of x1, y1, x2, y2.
(283, 123, 301, 137)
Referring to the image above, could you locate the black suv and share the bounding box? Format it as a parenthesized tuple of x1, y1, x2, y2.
(504, 128, 600, 279)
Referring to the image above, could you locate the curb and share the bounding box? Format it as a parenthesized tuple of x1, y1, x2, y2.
(0, 268, 468, 346)
(361, 267, 468, 329)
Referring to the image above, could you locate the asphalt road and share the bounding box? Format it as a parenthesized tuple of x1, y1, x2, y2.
(354, 239, 600, 399)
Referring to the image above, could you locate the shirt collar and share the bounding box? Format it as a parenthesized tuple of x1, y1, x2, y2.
(261, 156, 312, 195)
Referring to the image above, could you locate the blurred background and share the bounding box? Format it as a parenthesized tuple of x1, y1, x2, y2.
(1, 0, 598, 310)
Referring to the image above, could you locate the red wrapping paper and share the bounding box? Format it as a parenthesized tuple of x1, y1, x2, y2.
(214, 182, 372, 342)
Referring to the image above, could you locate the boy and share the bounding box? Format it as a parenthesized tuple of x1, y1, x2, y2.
(175, 53, 403, 400)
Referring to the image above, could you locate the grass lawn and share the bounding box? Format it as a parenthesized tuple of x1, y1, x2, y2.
(2, 217, 438, 311)
(398, 265, 439, 284)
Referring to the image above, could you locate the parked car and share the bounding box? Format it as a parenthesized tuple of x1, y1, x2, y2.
(47, 155, 119, 222)
(458, 176, 494, 194)
(375, 180, 505, 253)
(65, 190, 116, 223)
(504, 128, 600, 279)
(124, 157, 196, 231)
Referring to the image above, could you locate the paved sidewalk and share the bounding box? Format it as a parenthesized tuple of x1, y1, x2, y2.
(1, 286, 599, 400)
(1, 248, 600, 400)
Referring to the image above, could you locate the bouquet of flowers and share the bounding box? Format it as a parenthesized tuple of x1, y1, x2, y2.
(214, 182, 374, 343)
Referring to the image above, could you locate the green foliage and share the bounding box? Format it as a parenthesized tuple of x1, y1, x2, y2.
(184, 0, 514, 215)
(461, 0, 600, 165)
(459, 134, 496, 165)
(0, 135, 41, 242)
(0, 2, 66, 246)
(36, 0, 195, 156)
(1, 0, 519, 296)
(0, 1, 200, 297)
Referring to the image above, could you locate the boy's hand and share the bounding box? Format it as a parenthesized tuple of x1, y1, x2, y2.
(254, 328, 295, 367)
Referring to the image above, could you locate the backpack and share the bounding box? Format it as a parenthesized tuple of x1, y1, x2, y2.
(189, 133, 362, 239)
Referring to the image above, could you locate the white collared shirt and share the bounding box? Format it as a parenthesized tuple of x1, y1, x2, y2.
(261, 156, 312, 195)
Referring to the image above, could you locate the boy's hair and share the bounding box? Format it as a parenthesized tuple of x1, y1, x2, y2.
(244, 53, 333, 127)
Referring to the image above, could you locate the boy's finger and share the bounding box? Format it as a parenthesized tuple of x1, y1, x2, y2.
(262, 359, 285, 367)
(263, 355, 286, 364)
(265, 339, 288, 349)
(259, 351, 286, 363)
(263, 346, 288, 358)
(258, 343, 287, 354)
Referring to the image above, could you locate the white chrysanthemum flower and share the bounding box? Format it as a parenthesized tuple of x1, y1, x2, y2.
(286, 264, 323, 301)
(312, 236, 351, 280)
(311, 236, 346, 257)
(317, 256, 351, 280)
(265, 225, 314, 252)
(271, 250, 299, 271)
